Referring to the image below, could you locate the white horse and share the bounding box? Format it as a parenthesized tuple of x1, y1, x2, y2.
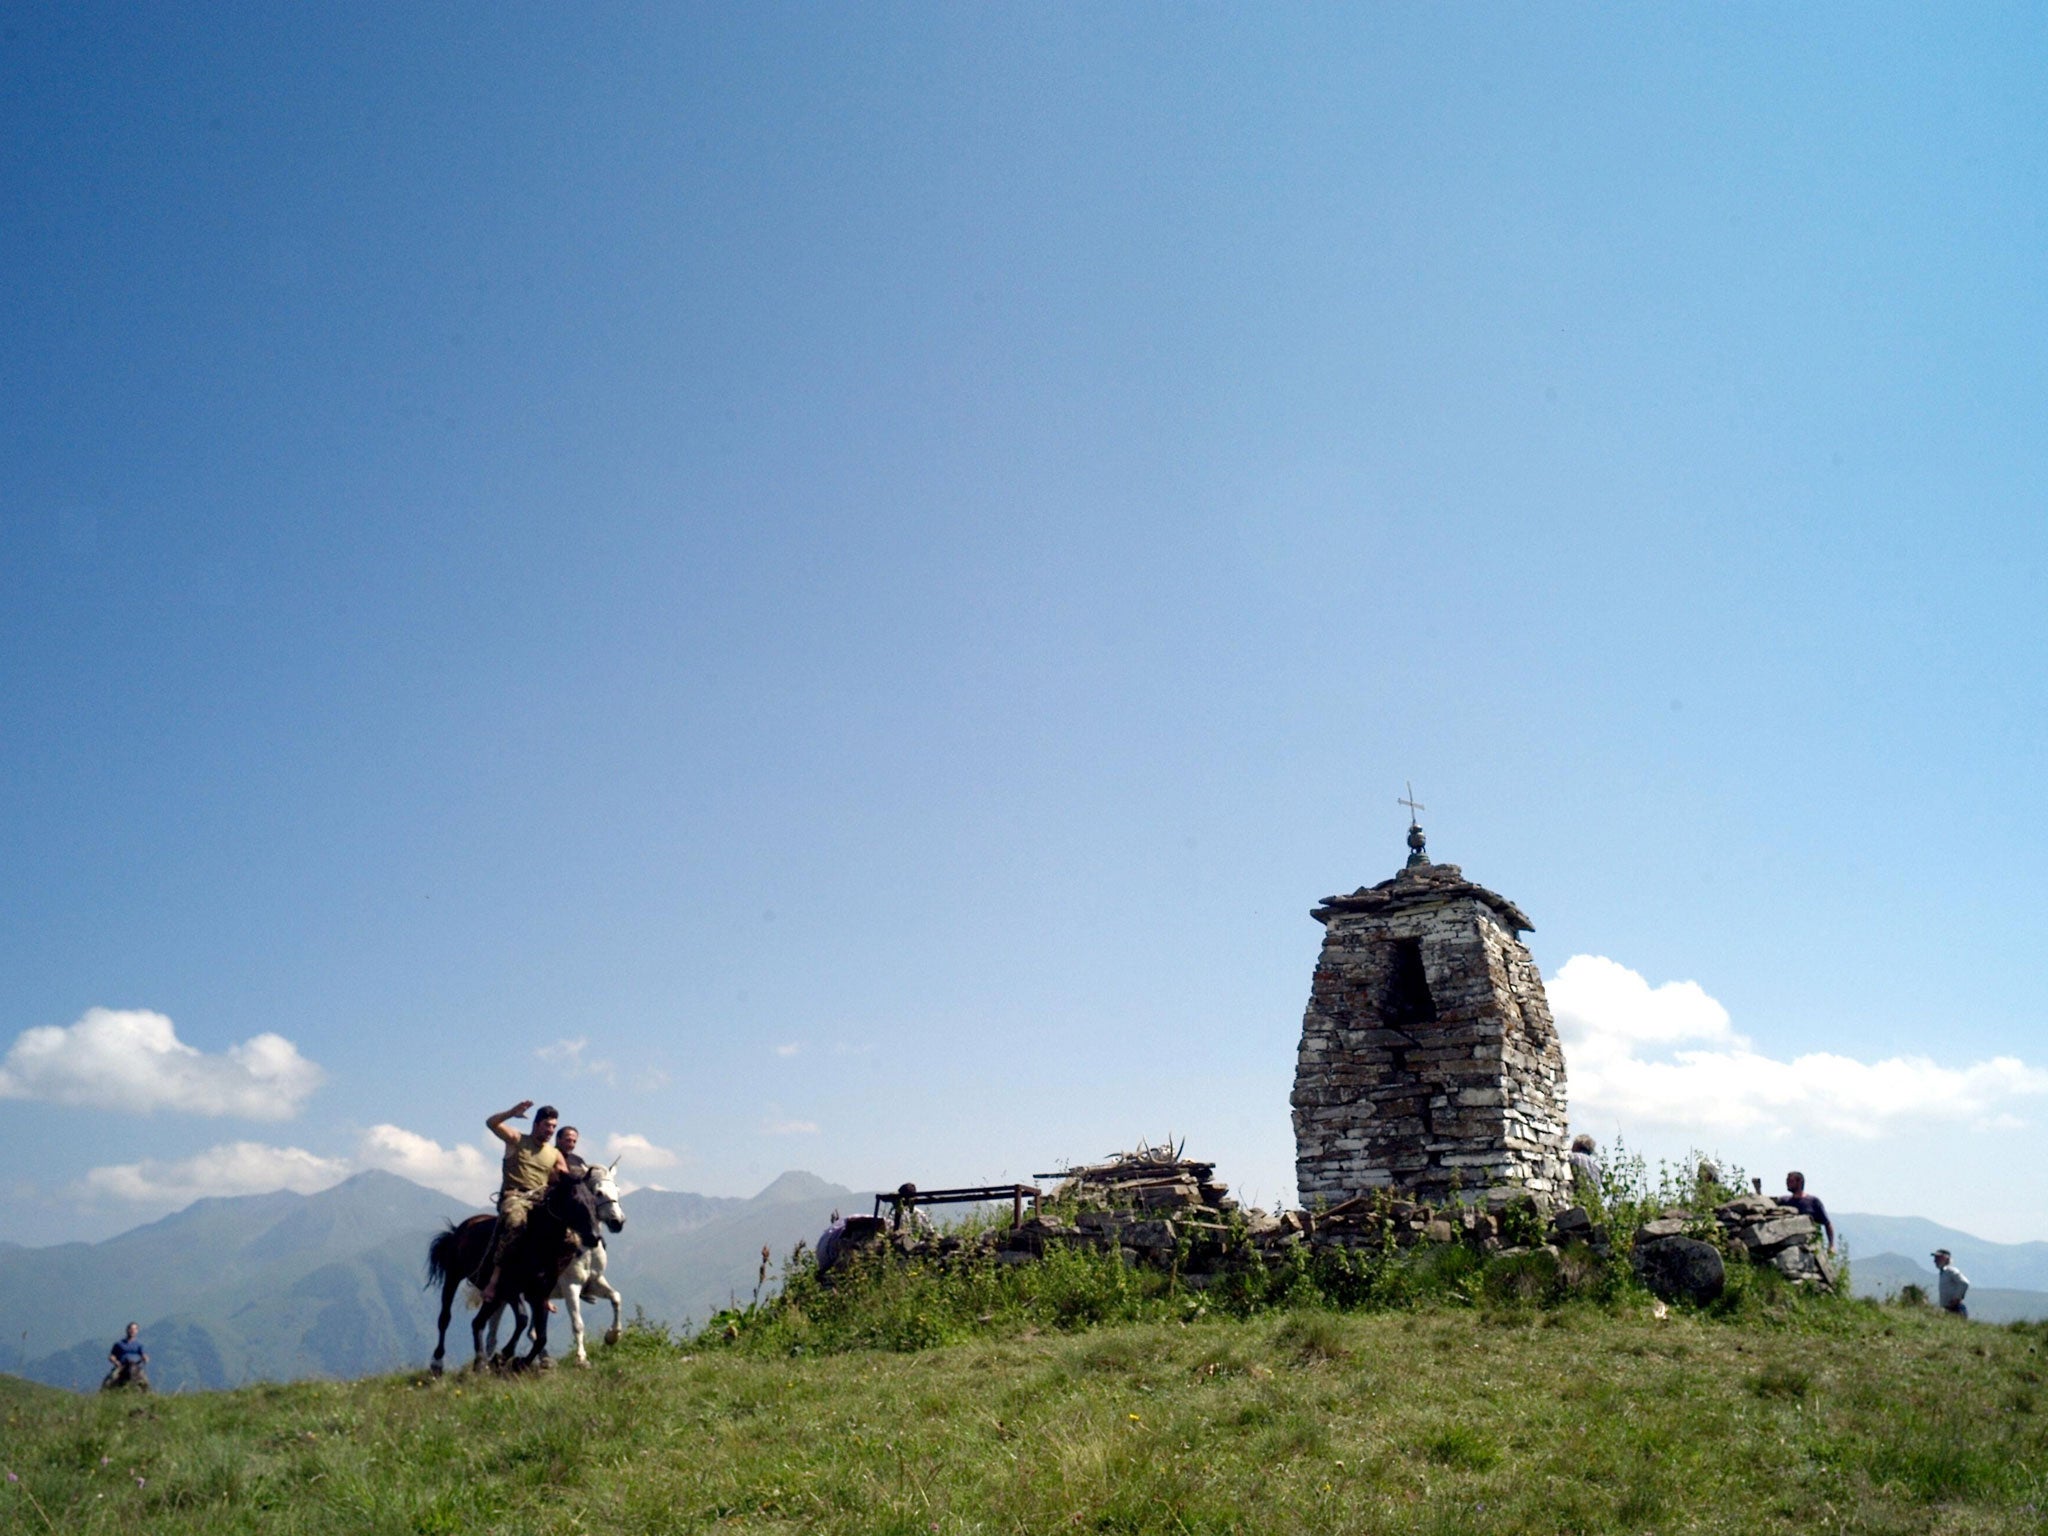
(555, 1224, 626, 1365)
(478, 1159, 627, 1368)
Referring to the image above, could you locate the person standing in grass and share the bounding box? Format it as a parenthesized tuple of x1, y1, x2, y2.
(1776, 1170, 1836, 1252)
(102, 1322, 148, 1391)
(1933, 1248, 1970, 1318)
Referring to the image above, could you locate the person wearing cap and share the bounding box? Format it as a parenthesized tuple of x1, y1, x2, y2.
(1932, 1249, 1970, 1318)
(474, 1098, 567, 1306)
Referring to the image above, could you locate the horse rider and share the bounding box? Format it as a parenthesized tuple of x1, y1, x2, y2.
(475, 1099, 566, 1306)
(102, 1321, 149, 1392)
(555, 1124, 585, 1172)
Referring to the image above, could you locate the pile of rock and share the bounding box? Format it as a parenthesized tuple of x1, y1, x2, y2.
(1015, 1148, 1613, 1279)
(1049, 1145, 1239, 1215)
(834, 1144, 1834, 1318)
(1629, 1193, 1836, 1305)
(1009, 1146, 1250, 1283)
(1711, 1193, 1836, 1287)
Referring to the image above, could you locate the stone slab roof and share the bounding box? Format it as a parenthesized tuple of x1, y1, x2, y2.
(1312, 859, 1534, 934)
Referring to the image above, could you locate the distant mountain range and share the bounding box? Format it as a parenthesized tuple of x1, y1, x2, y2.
(5, 1168, 861, 1392)
(1834, 1212, 2048, 1323)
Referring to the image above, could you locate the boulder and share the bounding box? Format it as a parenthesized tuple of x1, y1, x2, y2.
(1770, 1245, 1819, 1280)
(1735, 1215, 1815, 1255)
(1552, 1206, 1593, 1236)
(1634, 1235, 1726, 1305)
(1634, 1216, 1690, 1243)
(1714, 1194, 1780, 1223)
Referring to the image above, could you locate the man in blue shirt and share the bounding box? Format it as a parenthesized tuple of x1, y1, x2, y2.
(102, 1322, 149, 1391)
(1776, 1171, 1836, 1252)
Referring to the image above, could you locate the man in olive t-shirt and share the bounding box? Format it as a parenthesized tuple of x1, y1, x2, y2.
(475, 1099, 565, 1305)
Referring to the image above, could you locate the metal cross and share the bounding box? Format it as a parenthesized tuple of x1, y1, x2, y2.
(1398, 782, 1425, 826)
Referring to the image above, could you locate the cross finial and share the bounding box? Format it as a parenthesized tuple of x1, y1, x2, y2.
(1399, 782, 1429, 867)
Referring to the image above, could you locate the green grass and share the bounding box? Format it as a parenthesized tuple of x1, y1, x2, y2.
(3, 1301, 2043, 1534)
(0, 1373, 67, 1409)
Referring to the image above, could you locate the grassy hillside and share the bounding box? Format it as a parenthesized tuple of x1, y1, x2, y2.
(2, 1292, 2042, 1534)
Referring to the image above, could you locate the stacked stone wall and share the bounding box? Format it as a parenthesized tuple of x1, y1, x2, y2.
(1292, 863, 1568, 1207)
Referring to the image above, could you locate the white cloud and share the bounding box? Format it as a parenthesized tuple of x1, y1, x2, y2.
(762, 1117, 820, 1136)
(82, 1142, 349, 1204)
(355, 1124, 497, 1203)
(0, 1008, 323, 1119)
(536, 1036, 618, 1088)
(774, 1043, 800, 1058)
(602, 1132, 680, 1169)
(80, 1122, 499, 1209)
(1549, 955, 2048, 1140)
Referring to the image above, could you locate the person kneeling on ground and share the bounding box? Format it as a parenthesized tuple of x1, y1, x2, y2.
(102, 1322, 149, 1392)
(1933, 1248, 1970, 1318)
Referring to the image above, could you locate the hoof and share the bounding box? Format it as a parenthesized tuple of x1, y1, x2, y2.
(430, 1360, 444, 1378)
(534, 1353, 554, 1372)
(574, 1356, 591, 1369)
(603, 1327, 622, 1346)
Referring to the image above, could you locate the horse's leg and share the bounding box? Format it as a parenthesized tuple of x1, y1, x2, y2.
(585, 1272, 624, 1347)
(470, 1298, 499, 1373)
(432, 1271, 462, 1377)
(522, 1284, 552, 1370)
(496, 1296, 529, 1369)
(561, 1278, 589, 1366)
(483, 1281, 517, 1358)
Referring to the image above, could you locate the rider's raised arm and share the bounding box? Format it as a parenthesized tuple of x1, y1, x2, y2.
(486, 1100, 534, 1147)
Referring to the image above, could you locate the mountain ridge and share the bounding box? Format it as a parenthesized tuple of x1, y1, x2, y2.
(1833, 1211, 2048, 1291)
(6, 1169, 856, 1390)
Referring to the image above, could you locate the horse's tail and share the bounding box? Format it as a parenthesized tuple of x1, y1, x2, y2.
(426, 1220, 471, 1290)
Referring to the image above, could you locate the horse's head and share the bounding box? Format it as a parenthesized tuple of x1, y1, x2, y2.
(586, 1161, 626, 1234)
(548, 1170, 605, 1247)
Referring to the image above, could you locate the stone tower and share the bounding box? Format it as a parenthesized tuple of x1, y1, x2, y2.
(1291, 816, 1569, 1207)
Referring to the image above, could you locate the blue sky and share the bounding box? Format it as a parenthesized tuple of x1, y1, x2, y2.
(5, 5, 2046, 1247)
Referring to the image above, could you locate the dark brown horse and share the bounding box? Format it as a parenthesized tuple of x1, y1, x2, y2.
(425, 1166, 620, 1374)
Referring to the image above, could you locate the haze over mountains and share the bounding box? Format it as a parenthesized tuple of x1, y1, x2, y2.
(5, 1169, 858, 1391)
